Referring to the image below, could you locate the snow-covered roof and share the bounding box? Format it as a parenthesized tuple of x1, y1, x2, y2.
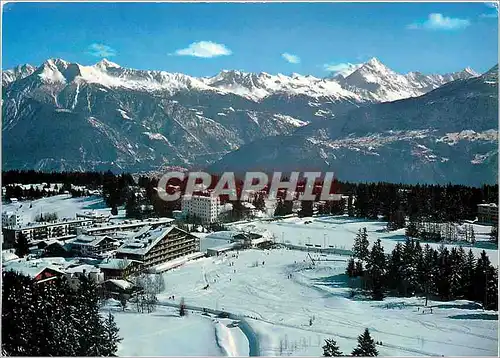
(82, 217, 173, 233)
(116, 226, 175, 256)
(98, 258, 140, 270)
(478, 203, 498, 208)
(206, 242, 238, 253)
(107, 279, 134, 290)
(2, 250, 19, 263)
(72, 235, 116, 247)
(4, 260, 67, 278)
(205, 231, 241, 241)
(66, 264, 101, 274)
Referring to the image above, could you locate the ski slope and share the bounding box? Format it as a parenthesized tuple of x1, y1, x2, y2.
(229, 216, 498, 266)
(159, 248, 498, 356)
(2, 194, 126, 222)
(104, 304, 250, 356)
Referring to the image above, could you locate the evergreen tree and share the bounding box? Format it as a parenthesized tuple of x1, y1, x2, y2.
(322, 338, 343, 357)
(252, 193, 266, 212)
(346, 258, 356, 278)
(459, 249, 476, 300)
(366, 239, 387, 300)
(299, 200, 314, 217)
(14, 232, 30, 258)
(274, 199, 285, 217)
(2, 271, 121, 357)
(111, 205, 118, 216)
(351, 328, 378, 357)
(347, 195, 355, 217)
(405, 218, 419, 238)
(355, 261, 364, 277)
(331, 198, 346, 215)
(387, 243, 404, 295)
(102, 312, 122, 356)
(387, 209, 405, 231)
(125, 193, 140, 219)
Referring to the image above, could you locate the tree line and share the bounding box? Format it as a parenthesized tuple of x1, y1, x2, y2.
(2, 271, 122, 356)
(346, 228, 498, 310)
(4, 171, 497, 229)
(322, 328, 379, 357)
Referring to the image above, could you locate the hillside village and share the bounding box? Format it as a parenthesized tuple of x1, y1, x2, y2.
(1, 173, 498, 357)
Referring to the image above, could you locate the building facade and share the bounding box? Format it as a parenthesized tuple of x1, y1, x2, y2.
(477, 203, 498, 225)
(2, 218, 93, 249)
(2, 211, 24, 228)
(115, 226, 200, 269)
(181, 194, 220, 223)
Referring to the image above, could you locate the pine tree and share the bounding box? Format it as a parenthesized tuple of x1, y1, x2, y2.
(299, 201, 314, 217)
(111, 205, 118, 216)
(405, 219, 419, 238)
(346, 258, 356, 278)
(366, 239, 387, 300)
(460, 249, 476, 300)
(351, 328, 378, 356)
(14, 232, 30, 258)
(322, 338, 343, 357)
(360, 228, 370, 260)
(347, 195, 355, 217)
(387, 243, 404, 295)
(103, 312, 122, 356)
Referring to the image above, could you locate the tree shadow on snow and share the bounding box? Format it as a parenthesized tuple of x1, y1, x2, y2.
(448, 313, 498, 320)
(434, 302, 482, 310)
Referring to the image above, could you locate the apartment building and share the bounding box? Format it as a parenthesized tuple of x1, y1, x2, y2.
(477, 203, 498, 225)
(181, 194, 220, 223)
(2, 211, 24, 228)
(115, 225, 199, 269)
(2, 218, 93, 249)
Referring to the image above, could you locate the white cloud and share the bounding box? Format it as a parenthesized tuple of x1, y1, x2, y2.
(281, 52, 301, 64)
(407, 13, 470, 31)
(174, 41, 232, 58)
(323, 62, 362, 77)
(481, 2, 498, 17)
(86, 43, 117, 57)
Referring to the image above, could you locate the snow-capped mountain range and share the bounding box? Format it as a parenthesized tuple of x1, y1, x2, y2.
(2, 57, 477, 103)
(2, 57, 496, 186)
(209, 66, 498, 186)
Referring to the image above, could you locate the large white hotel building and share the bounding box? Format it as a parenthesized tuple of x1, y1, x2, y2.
(181, 194, 220, 223)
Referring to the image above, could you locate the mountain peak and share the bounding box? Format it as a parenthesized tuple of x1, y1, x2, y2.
(95, 58, 121, 69)
(366, 57, 383, 66)
(462, 67, 479, 77)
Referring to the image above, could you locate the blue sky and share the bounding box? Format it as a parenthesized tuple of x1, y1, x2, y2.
(2, 2, 498, 77)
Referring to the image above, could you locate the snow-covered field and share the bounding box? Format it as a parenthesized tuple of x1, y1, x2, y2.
(229, 216, 498, 266)
(158, 248, 498, 356)
(2, 194, 126, 222)
(104, 303, 249, 356)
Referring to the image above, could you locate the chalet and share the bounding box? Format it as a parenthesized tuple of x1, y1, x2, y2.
(115, 225, 199, 269)
(98, 258, 142, 280)
(33, 266, 67, 284)
(100, 279, 140, 299)
(40, 241, 72, 258)
(70, 235, 120, 257)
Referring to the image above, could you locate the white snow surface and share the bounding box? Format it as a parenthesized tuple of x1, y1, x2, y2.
(104, 305, 249, 357)
(159, 247, 498, 356)
(229, 216, 497, 266)
(2, 194, 109, 222)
